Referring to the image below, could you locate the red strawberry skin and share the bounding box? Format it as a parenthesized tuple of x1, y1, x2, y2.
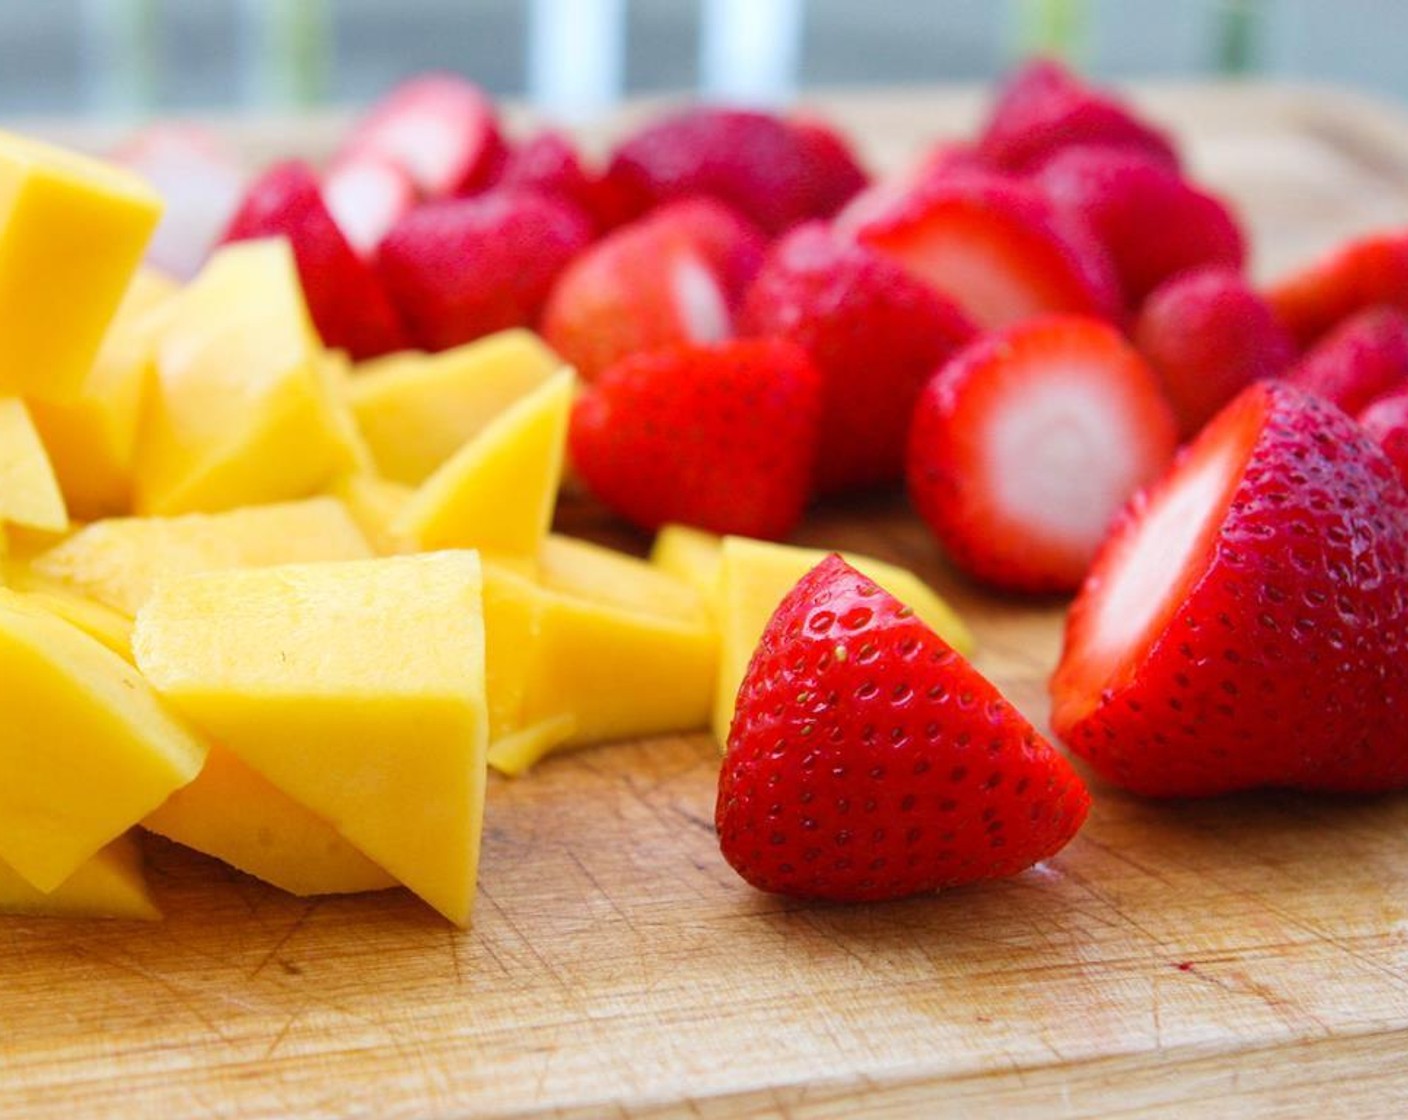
(570, 339, 821, 539)
(377, 188, 593, 351)
(1134, 266, 1295, 438)
(1286, 306, 1408, 416)
(1267, 230, 1408, 348)
(499, 130, 622, 233)
(604, 107, 868, 234)
(741, 223, 977, 495)
(1358, 387, 1408, 487)
(716, 555, 1091, 902)
(1051, 381, 1408, 797)
(1033, 144, 1245, 307)
(221, 159, 407, 360)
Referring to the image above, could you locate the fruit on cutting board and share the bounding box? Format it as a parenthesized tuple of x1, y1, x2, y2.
(0, 130, 163, 402)
(0, 398, 68, 533)
(0, 588, 206, 893)
(1050, 382, 1408, 797)
(717, 555, 1090, 901)
(0, 834, 158, 921)
(134, 552, 488, 926)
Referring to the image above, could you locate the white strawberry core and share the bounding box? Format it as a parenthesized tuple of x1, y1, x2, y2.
(672, 255, 731, 343)
(325, 160, 408, 257)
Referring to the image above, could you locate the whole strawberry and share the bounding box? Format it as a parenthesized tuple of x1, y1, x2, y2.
(716, 555, 1090, 902)
(570, 339, 822, 539)
(1051, 381, 1408, 797)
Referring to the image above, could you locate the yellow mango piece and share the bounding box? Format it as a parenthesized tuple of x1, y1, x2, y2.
(0, 834, 158, 921)
(486, 714, 578, 778)
(134, 239, 360, 515)
(351, 329, 563, 485)
(711, 536, 976, 744)
(326, 472, 415, 556)
(481, 560, 543, 740)
(0, 131, 162, 402)
(16, 582, 134, 661)
(133, 553, 488, 927)
(145, 745, 398, 897)
(0, 588, 206, 891)
(317, 349, 376, 478)
(28, 268, 177, 519)
(0, 397, 68, 532)
(649, 524, 724, 602)
(31, 496, 372, 616)
(396, 369, 575, 556)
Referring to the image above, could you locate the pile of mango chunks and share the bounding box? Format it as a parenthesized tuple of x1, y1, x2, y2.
(0, 131, 971, 927)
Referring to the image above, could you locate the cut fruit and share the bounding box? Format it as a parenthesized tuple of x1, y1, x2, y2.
(9, 579, 135, 662)
(0, 834, 158, 921)
(144, 744, 398, 897)
(0, 588, 206, 891)
(485, 714, 578, 778)
(1266, 229, 1408, 348)
(649, 523, 725, 602)
(0, 398, 68, 532)
(349, 329, 564, 486)
(133, 553, 488, 926)
(31, 496, 372, 616)
(395, 368, 575, 557)
(323, 154, 417, 259)
(326, 473, 415, 556)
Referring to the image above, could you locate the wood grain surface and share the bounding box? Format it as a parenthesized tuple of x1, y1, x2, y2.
(8, 85, 1408, 1119)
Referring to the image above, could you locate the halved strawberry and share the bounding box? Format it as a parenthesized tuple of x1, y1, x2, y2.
(832, 142, 986, 235)
(1358, 387, 1408, 487)
(717, 554, 1091, 902)
(855, 174, 1123, 329)
(741, 223, 977, 495)
(1134, 266, 1295, 438)
(541, 199, 765, 381)
(322, 154, 417, 258)
(1051, 381, 1408, 797)
(499, 129, 616, 232)
(1266, 229, 1408, 348)
(221, 159, 407, 359)
(378, 188, 593, 352)
(1286, 306, 1408, 415)
(569, 339, 822, 539)
(336, 73, 507, 200)
(907, 316, 1178, 593)
(976, 57, 1179, 174)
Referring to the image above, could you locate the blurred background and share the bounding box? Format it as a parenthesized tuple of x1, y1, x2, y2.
(1, 0, 1405, 123)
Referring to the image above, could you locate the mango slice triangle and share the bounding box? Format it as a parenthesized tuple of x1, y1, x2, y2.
(0, 397, 68, 532)
(0, 834, 159, 921)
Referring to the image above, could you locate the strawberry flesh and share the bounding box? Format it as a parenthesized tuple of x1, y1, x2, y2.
(322, 154, 417, 258)
(1267, 230, 1408, 348)
(717, 554, 1091, 902)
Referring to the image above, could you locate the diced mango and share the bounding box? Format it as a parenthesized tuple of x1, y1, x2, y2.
(316, 348, 376, 478)
(30, 496, 372, 616)
(0, 834, 159, 921)
(133, 553, 488, 926)
(649, 524, 724, 602)
(350, 330, 564, 485)
(326, 473, 415, 556)
(0, 397, 68, 532)
(485, 714, 578, 778)
(396, 369, 575, 557)
(27, 268, 177, 519)
(0, 588, 206, 891)
(144, 745, 398, 897)
(134, 239, 360, 515)
(0, 131, 162, 402)
(13, 581, 135, 661)
(710, 535, 975, 744)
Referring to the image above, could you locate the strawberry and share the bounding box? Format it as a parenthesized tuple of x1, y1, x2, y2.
(1134, 266, 1295, 438)
(1286, 306, 1408, 415)
(1033, 144, 1245, 307)
(110, 123, 247, 280)
(976, 57, 1179, 174)
(1051, 381, 1408, 797)
(569, 339, 821, 539)
(603, 107, 868, 234)
(1266, 229, 1408, 348)
(378, 188, 593, 352)
(322, 154, 417, 258)
(221, 159, 407, 360)
(499, 129, 624, 232)
(716, 554, 1090, 902)
(741, 223, 977, 495)
(854, 173, 1124, 329)
(907, 316, 1178, 594)
(542, 199, 765, 381)
(832, 142, 986, 236)
(1358, 387, 1408, 488)
(336, 73, 507, 200)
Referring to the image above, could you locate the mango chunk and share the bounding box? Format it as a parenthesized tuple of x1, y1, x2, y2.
(12, 580, 135, 661)
(0, 397, 68, 532)
(0, 588, 206, 891)
(648, 523, 724, 601)
(351, 330, 564, 485)
(30, 496, 372, 616)
(710, 535, 976, 744)
(134, 239, 360, 515)
(486, 714, 578, 778)
(326, 473, 415, 556)
(133, 553, 488, 926)
(28, 268, 177, 519)
(396, 369, 575, 556)
(0, 834, 159, 921)
(144, 745, 398, 897)
(0, 131, 162, 402)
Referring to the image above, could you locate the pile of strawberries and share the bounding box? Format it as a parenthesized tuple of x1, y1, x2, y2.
(122, 63, 1408, 905)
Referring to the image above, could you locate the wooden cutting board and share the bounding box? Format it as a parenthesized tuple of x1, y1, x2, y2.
(8, 84, 1408, 1119)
